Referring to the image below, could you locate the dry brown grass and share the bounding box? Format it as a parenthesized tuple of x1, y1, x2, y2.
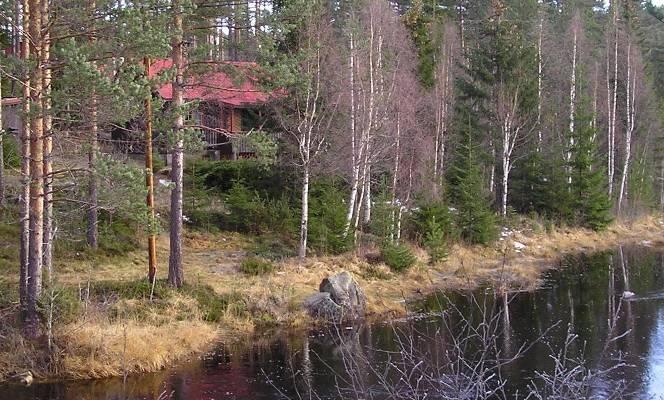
(0, 293, 217, 381)
(57, 318, 216, 379)
(94, 214, 664, 329)
(177, 214, 664, 323)
(2, 214, 663, 383)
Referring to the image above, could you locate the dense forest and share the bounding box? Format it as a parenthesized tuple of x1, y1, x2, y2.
(1, 0, 664, 389)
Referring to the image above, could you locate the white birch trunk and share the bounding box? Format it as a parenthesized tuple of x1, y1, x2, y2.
(299, 164, 309, 258)
(344, 32, 359, 237)
(618, 41, 636, 212)
(537, 17, 543, 152)
(566, 27, 577, 185)
(609, 15, 619, 197)
(501, 123, 510, 218)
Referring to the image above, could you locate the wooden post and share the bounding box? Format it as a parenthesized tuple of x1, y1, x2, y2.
(144, 57, 158, 284)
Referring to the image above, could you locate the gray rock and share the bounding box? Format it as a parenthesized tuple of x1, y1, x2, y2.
(304, 292, 342, 320)
(304, 271, 366, 322)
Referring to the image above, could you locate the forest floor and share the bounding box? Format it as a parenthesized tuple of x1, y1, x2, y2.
(2, 195, 664, 382)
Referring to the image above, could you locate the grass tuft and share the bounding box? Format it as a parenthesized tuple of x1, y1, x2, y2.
(239, 257, 276, 276)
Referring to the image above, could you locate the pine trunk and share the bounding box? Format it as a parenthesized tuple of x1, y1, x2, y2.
(26, 0, 44, 338)
(168, 0, 185, 287)
(42, 0, 53, 281)
(19, 0, 30, 309)
(0, 76, 5, 207)
(87, 0, 99, 249)
(145, 57, 158, 284)
(87, 102, 98, 249)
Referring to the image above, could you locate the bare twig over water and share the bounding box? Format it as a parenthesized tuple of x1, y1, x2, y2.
(268, 292, 634, 400)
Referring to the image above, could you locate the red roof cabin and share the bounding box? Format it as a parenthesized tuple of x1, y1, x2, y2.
(149, 60, 273, 159)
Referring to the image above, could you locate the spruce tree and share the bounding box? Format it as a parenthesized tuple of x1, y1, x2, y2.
(403, 0, 437, 88)
(448, 111, 497, 245)
(570, 102, 613, 231)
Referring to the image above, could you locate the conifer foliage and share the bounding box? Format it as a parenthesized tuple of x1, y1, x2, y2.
(570, 103, 613, 231)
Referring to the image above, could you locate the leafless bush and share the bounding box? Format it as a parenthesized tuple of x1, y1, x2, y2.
(270, 292, 635, 400)
(525, 301, 633, 400)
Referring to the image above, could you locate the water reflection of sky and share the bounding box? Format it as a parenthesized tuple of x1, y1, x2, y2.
(645, 308, 664, 399)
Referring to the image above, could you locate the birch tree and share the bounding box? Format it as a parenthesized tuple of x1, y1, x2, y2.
(607, 1, 619, 197)
(618, 40, 641, 212)
(344, 0, 410, 235)
(478, 4, 537, 217)
(268, 0, 337, 259)
(566, 14, 579, 185)
(536, 15, 543, 152)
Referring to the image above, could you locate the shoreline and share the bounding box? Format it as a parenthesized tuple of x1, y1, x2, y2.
(2, 215, 664, 383)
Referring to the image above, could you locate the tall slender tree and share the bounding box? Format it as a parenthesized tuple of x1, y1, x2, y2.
(168, 0, 185, 287)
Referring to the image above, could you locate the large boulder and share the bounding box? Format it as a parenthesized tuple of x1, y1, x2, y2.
(304, 271, 366, 322)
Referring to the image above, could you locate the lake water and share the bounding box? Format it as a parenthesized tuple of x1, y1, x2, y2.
(4, 245, 664, 399)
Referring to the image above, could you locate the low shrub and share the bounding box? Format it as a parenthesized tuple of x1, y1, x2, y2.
(250, 235, 297, 260)
(381, 242, 417, 272)
(308, 182, 353, 255)
(239, 257, 275, 276)
(368, 194, 399, 241)
(424, 217, 448, 264)
(47, 287, 82, 324)
(2, 134, 20, 169)
(182, 284, 235, 322)
(408, 201, 456, 244)
(98, 214, 141, 256)
(90, 279, 238, 323)
(188, 159, 295, 200)
(224, 181, 266, 233)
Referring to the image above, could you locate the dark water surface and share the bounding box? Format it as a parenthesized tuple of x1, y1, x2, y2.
(4, 246, 664, 399)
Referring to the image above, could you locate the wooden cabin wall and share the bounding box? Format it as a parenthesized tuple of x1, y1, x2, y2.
(2, 104, 22, 135)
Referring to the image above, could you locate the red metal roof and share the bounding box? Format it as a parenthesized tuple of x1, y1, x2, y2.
(1, 98, 21, 106)
(149, 59, 271, 107)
